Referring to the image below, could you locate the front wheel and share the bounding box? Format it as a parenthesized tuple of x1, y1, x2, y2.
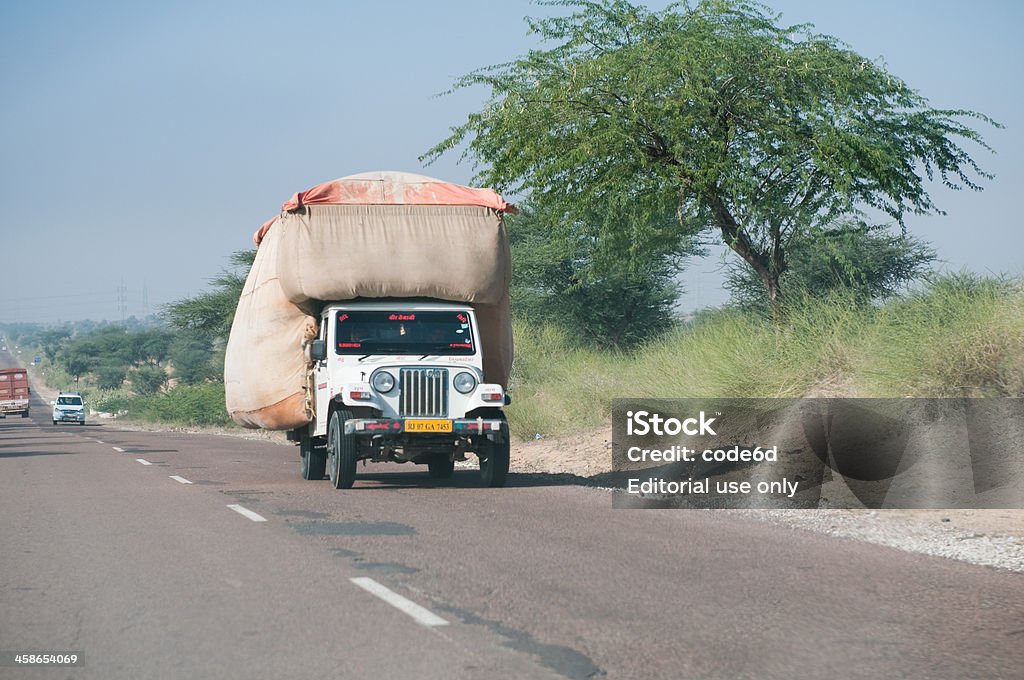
(299, 428, 326, 480)
(328, 409, 357, 489)
(479, 420, 510, 488)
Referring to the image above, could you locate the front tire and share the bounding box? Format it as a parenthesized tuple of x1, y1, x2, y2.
(328, 409, 357, 489)
(479, 418, 510, 488)
(299, 428, 326, 480)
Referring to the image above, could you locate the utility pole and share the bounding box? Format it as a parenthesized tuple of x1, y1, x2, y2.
(117, 280, 128, 323)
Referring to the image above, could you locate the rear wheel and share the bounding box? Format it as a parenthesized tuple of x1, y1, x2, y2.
(328, 410, 357, 489)
(299, 428, 326, 480)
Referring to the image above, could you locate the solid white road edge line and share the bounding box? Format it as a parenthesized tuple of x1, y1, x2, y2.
(226, 504, 267, 522)
(112, 446, 124, 452)
(350, 577, 449, 627)
(170, 475, 193, 484)
(136, 459, 152, 466)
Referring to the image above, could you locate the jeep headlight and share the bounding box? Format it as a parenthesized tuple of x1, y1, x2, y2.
(453, 371, 477, 394)
(371, 370, 395, 393)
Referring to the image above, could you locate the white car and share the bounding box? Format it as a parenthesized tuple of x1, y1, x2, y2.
(52, 392, 86, 425)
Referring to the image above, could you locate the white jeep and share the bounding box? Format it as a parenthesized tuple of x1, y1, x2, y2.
(292, 299, 510, 489)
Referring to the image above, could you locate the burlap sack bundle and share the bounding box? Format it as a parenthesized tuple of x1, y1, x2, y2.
(224, 223, 317, 429)
(275, 205, 510, 308)
(225, 181, 514, 431)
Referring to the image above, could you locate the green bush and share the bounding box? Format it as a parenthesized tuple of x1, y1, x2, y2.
(117, 383, 232, 427)
(131, 365, 169, 395)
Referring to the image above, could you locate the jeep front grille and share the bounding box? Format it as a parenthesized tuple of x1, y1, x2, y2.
(399, 368, 449, 417)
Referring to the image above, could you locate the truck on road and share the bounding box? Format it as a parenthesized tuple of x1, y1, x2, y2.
(225, 171, 516, 489)
(298, 299, 510, 489)
(0, 368, 31, 418)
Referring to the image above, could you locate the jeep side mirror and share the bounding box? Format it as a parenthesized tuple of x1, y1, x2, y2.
(310, 339, 327, 362)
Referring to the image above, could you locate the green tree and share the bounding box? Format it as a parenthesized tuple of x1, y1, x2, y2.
(94, 362, 128, 390)
(424, 0, 999, 316)
(131, 365, 168, 395)
(61, 347, 95, 383)
(128, 329, 175, 367)
(163, 250, 255, 342)
(38, 329, 72, 362)
(509, 205, 688, 347)
(726, 221, 937, 312)
(169, 332, 218, 385)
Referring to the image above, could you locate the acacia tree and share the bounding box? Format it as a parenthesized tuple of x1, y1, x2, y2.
(725, 221, 937, 312)
(162, 250, 255, 382)
(163, 250, 255, 341)
(424, 0, 999, 316)
(509, 204, 688, 347)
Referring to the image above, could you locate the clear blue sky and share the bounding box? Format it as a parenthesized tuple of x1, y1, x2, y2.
(0, 1, 1019, 322)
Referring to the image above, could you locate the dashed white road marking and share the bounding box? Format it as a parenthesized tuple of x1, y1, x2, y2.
(170, 475, 193, 485)
(350, 577, 449, 627)
(112, 446, 124, 452)
(226, 504, 267, 522)
(94, 439, 104, 444)
(136, 459, 152, 466)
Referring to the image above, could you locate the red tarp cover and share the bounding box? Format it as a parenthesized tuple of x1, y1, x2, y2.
(255, 171, 517, 246)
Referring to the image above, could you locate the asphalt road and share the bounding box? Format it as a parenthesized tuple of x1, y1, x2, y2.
(2, 357, 1023, 679)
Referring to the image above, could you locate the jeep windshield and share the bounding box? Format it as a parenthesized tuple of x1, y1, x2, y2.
(57, 396, 82, 406)
(335, 310, 475, 356)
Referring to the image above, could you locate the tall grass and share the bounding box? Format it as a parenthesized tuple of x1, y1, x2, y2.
(505, 275, 1024, 439)
(852, 274, 1024, 397)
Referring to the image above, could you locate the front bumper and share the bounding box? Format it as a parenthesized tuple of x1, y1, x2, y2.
(344, 417, 505, 437)
(54, 411, 85, 422)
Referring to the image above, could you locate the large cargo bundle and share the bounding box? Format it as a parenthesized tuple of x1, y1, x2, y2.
(224, 171, 515, 430)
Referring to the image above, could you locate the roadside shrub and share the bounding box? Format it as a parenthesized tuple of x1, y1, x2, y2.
(854, 274, 1024, 396)
(131, 365, 169, 395)
(121, 383, 232, 426)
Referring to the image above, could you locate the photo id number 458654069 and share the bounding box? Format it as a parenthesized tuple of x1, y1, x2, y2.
(2, 652, 81, 666)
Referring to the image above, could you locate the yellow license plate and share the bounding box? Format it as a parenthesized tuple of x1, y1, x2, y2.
(405, 419, 452, 433)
